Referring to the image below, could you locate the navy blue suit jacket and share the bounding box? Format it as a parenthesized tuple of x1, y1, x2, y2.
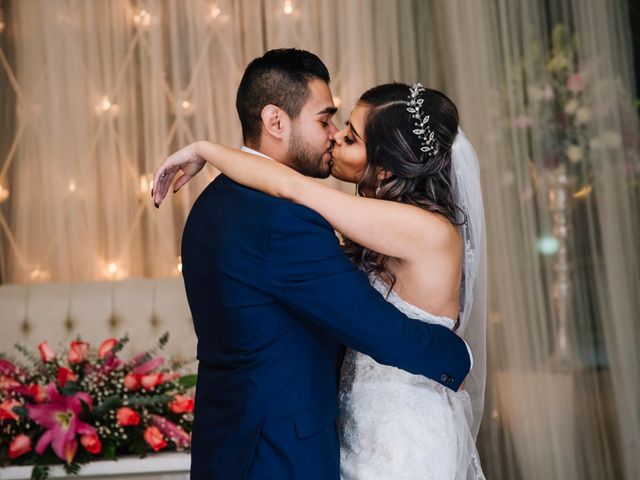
(182, 174, 471, 479)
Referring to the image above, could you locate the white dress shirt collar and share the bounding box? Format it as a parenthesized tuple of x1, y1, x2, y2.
(241, 145, 273, 160)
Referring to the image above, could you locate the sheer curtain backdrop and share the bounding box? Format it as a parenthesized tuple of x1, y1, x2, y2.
(0, 1, 638, 478)
(424, 1, 640, 478)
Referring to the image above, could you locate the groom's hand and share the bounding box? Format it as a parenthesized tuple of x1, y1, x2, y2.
(152, 142, 206, 207)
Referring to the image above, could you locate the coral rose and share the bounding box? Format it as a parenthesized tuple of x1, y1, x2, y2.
(140, 373, 164, 390)
(9, 434, 32, 459)
(123, 373, 141, 391)
(38, 341, 56, 363)
(169, 395, 194, 414)
(143, 426, 167, 452)
(116, 407, 140, 426)
(98, 338, 118, 358)
(68, 341, 89, 364)
(0, 398, 21, 421)
(80, 433, 102, 454)
(57, 367, 78, 387)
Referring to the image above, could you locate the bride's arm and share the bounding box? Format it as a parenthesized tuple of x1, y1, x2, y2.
(153, 141, 446, 261)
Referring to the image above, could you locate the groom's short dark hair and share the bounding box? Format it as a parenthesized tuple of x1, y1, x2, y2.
(236, 49, 330, 145)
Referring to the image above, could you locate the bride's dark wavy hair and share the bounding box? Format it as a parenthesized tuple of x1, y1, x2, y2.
(343, 83, 466, 290)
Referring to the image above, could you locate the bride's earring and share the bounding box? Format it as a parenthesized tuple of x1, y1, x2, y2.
(375, 178, 382, 197)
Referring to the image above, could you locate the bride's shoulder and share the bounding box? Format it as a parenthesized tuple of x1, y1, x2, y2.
(409, 208, 462, 251)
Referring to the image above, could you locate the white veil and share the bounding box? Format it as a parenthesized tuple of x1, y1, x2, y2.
(451, 129, 487, 439)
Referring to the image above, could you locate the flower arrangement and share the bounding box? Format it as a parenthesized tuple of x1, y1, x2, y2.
(509, 23, 639, 185)
(0, 333, 195, 480)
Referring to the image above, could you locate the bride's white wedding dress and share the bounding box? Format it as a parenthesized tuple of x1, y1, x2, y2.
(339, 275, 485, 480)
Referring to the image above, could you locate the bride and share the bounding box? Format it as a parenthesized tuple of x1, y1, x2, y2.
(153, 82, 487, 479)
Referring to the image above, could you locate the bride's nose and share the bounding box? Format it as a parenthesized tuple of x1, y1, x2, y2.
(333, 127, 347, 145)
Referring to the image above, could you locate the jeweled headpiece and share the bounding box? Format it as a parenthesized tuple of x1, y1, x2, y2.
(407, 83, 439, 157)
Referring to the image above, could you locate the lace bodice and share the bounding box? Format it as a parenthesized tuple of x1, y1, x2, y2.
(368, 275, 456, 329)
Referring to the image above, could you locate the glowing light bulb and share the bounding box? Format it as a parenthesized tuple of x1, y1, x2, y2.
(283, 1, 293, 15)
(107, 262, 118, 275)
(177, 256, 183, 274)
(0, 10, 5, 34)
(0, 185, 9, 203)
(179, 99, 195, 116)
(333, 96, 342, 108)
(210, 5, 221, 19)
(139, 173, 153, 195)
(68, 179, 77, 193)
(100, 96, 112, 111)
(95, 96, 119, 116)
(29, 269, 51, 282)
(133, 9, 151, 27)
(537, 235, 560, 256)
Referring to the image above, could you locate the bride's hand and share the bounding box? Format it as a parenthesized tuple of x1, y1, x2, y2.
(152, 142, 206, 207)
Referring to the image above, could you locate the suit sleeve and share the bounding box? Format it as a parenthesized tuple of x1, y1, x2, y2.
(266, 203, 471, 391)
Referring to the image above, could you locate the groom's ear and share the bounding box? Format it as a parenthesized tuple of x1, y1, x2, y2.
(261, 105, 290, 140)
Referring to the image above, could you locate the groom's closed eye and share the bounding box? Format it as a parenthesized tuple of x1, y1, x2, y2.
(316, 106, 338, 128)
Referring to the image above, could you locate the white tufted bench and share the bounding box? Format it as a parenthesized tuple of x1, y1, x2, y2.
(0, 277, 196, 370)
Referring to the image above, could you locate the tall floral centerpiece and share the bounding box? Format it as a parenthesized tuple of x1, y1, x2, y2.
(496, 24, 640, 475)
(515, 24, 592, 371)
(510, 24, 639, 371)
(0, 334, 195, 480)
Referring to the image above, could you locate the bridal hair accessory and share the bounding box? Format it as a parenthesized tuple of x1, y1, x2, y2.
(407, 83, 440, 157)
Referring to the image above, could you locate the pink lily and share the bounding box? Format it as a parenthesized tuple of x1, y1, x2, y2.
(132, 357, 165, 375)
(27, 383, 95, 464)
(100, 352, 123, 372)
(150, 414, 191, 448)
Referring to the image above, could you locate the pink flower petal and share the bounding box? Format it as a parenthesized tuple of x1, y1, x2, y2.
(27, 404, 58, 429)
(133, 357, 165, 375)
(75, 392, 93, 410)
(150, 414, 190, 448)
(51, 424, 75, 461)
(63, 439, 78, 464)
(75, 420, 96, 436)
(35, 429, 54, 455)
(47, 383, 64, 403)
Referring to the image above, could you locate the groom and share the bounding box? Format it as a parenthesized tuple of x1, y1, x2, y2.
(182, 49, 472, 479)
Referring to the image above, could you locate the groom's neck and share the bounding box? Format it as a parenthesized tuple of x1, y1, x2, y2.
(245, 137, 290, 166)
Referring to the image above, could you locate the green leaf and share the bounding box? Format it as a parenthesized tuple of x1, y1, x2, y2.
(31, 465, 49, 480)
(102, 441, 117, 461)
(158, 332, 170, 349)
(109, 334, 130, 357)
(93, 395, 122, 418)
(178, 374, 197, 389)
(13, 405, 30, 420)
(14, 344, 45, 372)
(60, 381, 81, 396)
(128, 394, 172, 407)
(63, 462, 81, 475)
